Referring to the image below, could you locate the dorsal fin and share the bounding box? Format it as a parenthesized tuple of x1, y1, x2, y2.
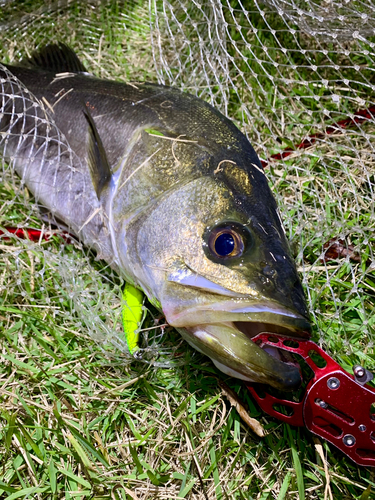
(84, 106, 112, 200)
(23, 43, 86, 73)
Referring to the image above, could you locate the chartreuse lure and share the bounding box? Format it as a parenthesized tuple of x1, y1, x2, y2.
(122, 282, 144, 354)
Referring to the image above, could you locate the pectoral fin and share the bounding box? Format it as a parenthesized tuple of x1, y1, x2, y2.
(84, 107, 112, 200)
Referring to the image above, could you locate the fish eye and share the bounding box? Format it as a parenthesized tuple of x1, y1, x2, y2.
(205, 222, 251, 260)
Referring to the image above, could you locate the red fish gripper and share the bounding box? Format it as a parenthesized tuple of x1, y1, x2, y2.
(247, 333, 375, 467)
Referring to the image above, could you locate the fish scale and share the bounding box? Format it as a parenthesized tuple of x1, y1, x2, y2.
(0, 43, 311, 390)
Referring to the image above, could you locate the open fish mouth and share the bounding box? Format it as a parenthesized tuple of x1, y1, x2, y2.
(176, 312, 311, 391)
(234, 320, 310, 341)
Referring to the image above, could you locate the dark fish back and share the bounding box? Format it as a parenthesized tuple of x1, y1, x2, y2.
(3, 64, 261, 174)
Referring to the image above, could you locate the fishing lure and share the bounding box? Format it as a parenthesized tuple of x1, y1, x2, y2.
(121, 282, 144, 354)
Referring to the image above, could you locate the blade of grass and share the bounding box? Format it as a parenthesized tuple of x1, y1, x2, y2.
(178, 478, 197, 498)
(66, 432, 94, 470)
(277, 471, 292, 500)
(287, 425, 305, 500)
(128, 443, 143, 475)
(58, 468, 92, 489)
(208, 438, 222, 499)
(7, 486, 49, 500)
(48, 459, 57, 494)
(0, 481, 18, 494)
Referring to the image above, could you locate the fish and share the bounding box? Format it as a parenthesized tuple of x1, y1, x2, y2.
(0, 43, 311, 390)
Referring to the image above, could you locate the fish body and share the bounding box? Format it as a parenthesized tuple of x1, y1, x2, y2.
(0, 44, 310, 389)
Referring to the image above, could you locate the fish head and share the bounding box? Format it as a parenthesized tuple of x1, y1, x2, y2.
(114, 134, 310, 391)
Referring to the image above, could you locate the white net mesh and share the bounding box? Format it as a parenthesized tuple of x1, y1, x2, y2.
(0, 0, 374, 496)
(151, 0, 375, 367)
(1, 0, 373, 364)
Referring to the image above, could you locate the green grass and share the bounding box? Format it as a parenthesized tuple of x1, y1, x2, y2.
(1, 0, 375, 498)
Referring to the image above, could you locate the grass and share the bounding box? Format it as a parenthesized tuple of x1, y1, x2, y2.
(1, 0, 375, 498)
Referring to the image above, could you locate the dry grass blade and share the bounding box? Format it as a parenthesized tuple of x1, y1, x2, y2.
(218, 380, 265, 437)
(314, 437, 333, 500)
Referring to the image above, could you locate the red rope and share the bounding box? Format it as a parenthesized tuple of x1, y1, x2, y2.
(0, 227, 49, 241)
(0, 227, 73, 243)
(261, 105, 375, 168)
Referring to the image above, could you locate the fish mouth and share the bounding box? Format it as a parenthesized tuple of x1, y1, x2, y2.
(162, 291, 311, 390)
(234, 320, 309, 340)
(176, 312, 311, 391)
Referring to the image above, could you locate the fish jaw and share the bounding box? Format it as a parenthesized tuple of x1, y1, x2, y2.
(164, 294, 311, 333)
(177, 319, 307, 390)
(160, 292, 310, 390)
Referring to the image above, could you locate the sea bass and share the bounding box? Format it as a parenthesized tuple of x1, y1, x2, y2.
(0, 44, 311, 389)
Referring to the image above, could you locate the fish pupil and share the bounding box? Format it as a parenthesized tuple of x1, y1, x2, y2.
(205, 222, 248, 260)
(215, 232, 235, 256)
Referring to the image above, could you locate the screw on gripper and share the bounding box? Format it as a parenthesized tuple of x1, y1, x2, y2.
(358, 424, 367, 432)
(354, 365, 365, 378)
(353, 364, 374, 386)
(327, 377, 340, 390)
(343, 434, 356, 447)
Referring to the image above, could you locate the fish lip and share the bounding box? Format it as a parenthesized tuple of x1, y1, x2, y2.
(166, 300, 311, 336)
(165, 299, 310, 389)
(179, 320, 305, 390)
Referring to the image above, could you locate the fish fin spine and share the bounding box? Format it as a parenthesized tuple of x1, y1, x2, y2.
(23, 43, 87, 73)
(84, 106, 112, 199)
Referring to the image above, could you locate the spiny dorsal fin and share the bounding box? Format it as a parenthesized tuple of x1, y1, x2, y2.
(23, 43, 87, 73)
(84, 106, 112, 200)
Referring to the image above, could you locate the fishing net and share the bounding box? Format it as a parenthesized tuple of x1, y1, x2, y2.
(0, 0, 374, 497)
(1, 0, 374, 363)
